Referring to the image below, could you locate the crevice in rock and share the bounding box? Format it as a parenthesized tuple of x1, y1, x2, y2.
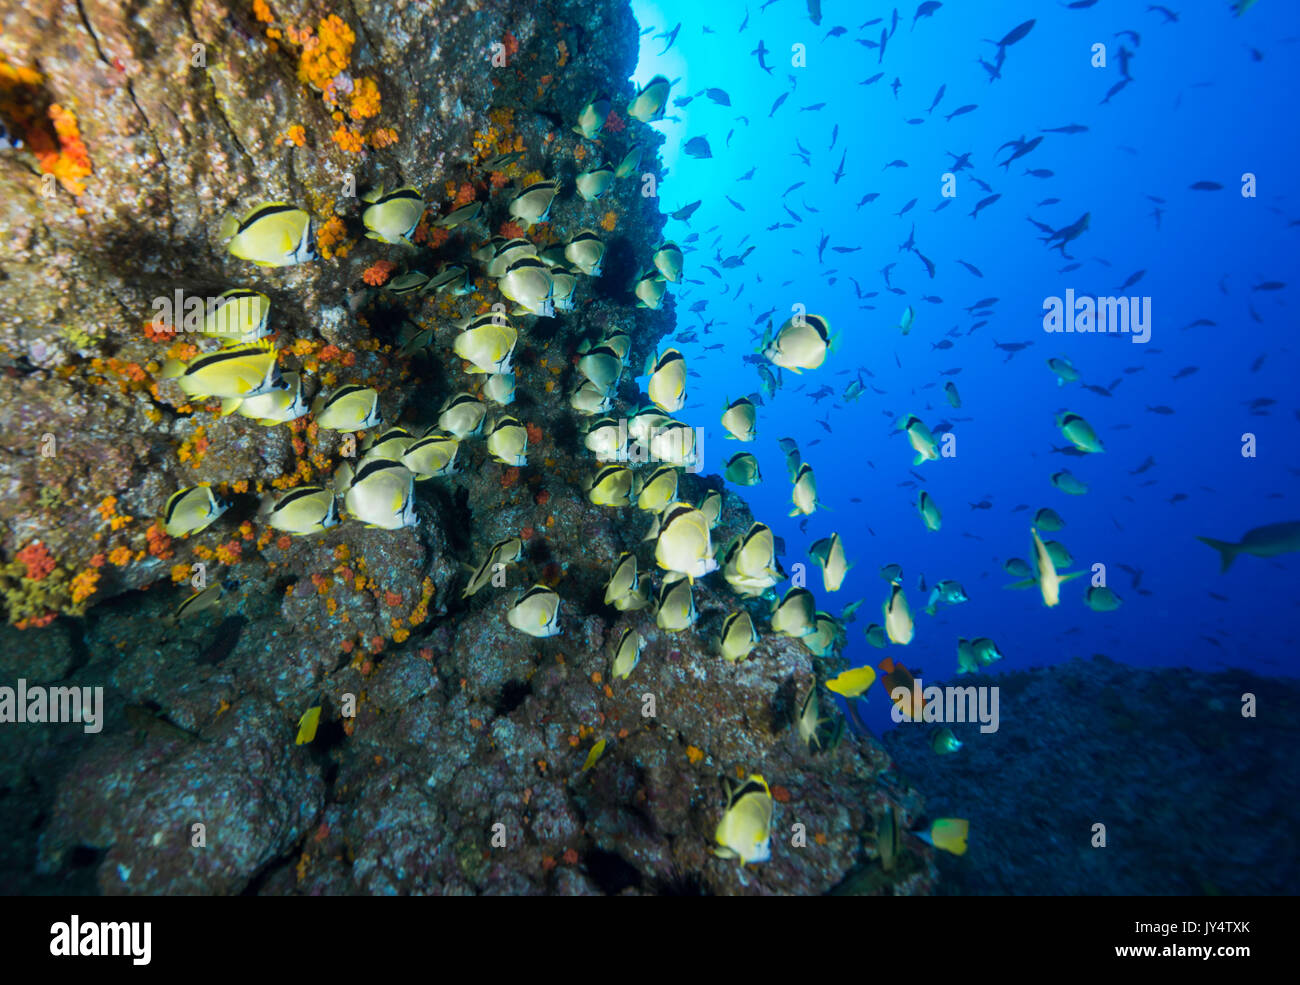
(583, 847, 642, 895)
(493, 678, 531, 717)
(74, 0, 176, 247)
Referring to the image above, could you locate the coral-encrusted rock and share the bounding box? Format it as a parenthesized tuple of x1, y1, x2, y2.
(39, 696, 323, 895)
(3, 0, 933, 896)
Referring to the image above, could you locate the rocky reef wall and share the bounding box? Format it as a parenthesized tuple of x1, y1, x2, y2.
(0, 0, 933, 895)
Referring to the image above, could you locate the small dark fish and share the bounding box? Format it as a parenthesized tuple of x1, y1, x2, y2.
(969, 193, 1001, 219)
(896, 197, 917, 217)
(1116, 269, 1146, 292)
(704, 87, 732, 106)
(1146, 405, 1176, 415)
(670, 200, 702, 221)
(1101, 79, 1130, 104)
(684, 136, 713, 159)
(1190, 180, 1223, 190)
(883, 159, 909, 170)
(987, 19, 1035, 48)
(1041, 123, 1088, 134)
(769, 91, 790, 116)
(956, 260, 983, 277)
(1253, 281, 1286, 291)
(945, 104, 977, 121)
(657, 22, 682, 55)
(1171, 366, 1198, 380)
(914, 2, 943, 29)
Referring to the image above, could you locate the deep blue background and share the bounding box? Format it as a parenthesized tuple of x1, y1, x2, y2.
(625, 0, 1298, 735)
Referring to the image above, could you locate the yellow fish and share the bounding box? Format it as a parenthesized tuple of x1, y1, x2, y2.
(580, 738, 607, 773)
(825, 665, 876, 698)
(295, 706, 322, 745)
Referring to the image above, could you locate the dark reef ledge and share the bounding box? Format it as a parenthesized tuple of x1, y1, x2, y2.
(884, 655, 1300, 896)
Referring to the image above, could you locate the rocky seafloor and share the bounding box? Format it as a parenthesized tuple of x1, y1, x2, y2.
(883, 655, 1300, 896)
(0, 0, 937, 895)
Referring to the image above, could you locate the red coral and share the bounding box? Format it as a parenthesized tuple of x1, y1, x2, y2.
(603, 109, 625, 133)
(362, 260, 397, 286)
(145, 522, 173, 559)
(16, 541, 56, 581)
(453, 182, 477, 207)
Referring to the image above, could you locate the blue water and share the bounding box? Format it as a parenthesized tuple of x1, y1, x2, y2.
(629, 0, 1299, 735)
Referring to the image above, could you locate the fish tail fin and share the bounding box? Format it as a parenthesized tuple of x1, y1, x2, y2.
(219, 397, 243, 417)
(256, 493, 277, 520)
(218, 214, 239, 241)
(1003, 578, 1036, 590)
(924, 605, 936, 616)
(1196, 536, 1238, 574)
(1058, 571, 1085, 585)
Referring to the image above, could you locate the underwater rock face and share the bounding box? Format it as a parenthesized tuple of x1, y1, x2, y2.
(0, 1, 931, 895)
(38, 696, 324, 895)
(883, 656, 1300, 895)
